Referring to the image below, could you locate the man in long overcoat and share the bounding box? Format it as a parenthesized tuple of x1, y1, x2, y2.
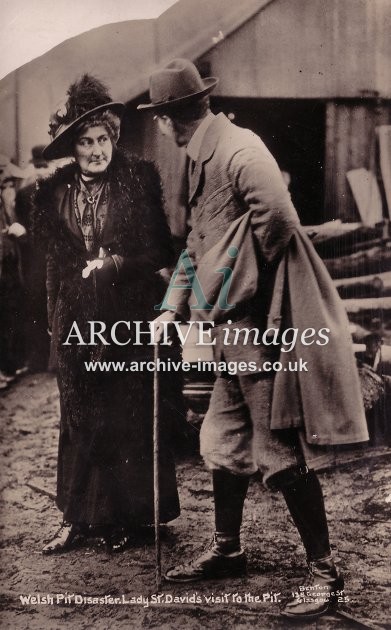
(138, 59, 368, 621)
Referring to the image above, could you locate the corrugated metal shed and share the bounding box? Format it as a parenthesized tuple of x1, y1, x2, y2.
(2, 0, 390, 161)
(205, 0, 391, 99)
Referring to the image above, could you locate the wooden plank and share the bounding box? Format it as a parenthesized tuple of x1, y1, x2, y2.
(307, 221, 362, 240)
(335, 271, 391, 298)
(335, 271, 391, 289)
(317, 236, 391, 259)
(324, 102, 337, 221)
(351, 104, 371, 174)
(27, 480, 56, 501)
(310, 224, 384, 258)
(324, 245, 391, 278)
(336, 277, 384, 299)
(346, 168, 383, 225)
(377, 125, 391, 218)
(343, 297, 391, 313)
(336, 103, 354, 221)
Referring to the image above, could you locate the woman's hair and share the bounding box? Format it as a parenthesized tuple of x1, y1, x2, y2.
(75, 110, 121, 145)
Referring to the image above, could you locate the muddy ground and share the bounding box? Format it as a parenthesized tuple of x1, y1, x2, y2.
(0, 372, 390, 630)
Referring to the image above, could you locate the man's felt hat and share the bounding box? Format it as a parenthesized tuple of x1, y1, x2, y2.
(43, 74, 124, 161)
(137, 58, 218, 111)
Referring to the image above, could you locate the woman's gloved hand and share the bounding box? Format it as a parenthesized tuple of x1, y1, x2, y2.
(82, 256, 117, 285)
(4, 222, 27, 238)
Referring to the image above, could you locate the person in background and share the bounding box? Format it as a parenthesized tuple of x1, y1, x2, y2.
(356, 333, 383, 371)
(356, 333, 391, 444)
(15, 146, 53, 372)
(34, 74, 180, 554)
(0, 158, 27, 387)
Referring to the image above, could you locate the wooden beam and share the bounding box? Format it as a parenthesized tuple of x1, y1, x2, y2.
(27, 481, 56, 501)
(343, 297, 391, 313)
(324, 245, 391, 278)
(334, 271, 391, 298)
(335, 271, 391, 289)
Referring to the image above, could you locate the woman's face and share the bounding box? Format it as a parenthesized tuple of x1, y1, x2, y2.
(74, 125, 113, 176)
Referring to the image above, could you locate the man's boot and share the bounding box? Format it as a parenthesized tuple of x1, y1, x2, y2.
(164, 532, 247, 582)
(281, 555, 344, 620)
(165, 470, 249, 583)
(273, 466, 344, 620)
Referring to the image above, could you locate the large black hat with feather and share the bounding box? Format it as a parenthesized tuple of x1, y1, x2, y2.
(43, 74, 124, 160)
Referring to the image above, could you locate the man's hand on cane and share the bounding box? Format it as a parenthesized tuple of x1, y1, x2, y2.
(151, 310, 178, 344)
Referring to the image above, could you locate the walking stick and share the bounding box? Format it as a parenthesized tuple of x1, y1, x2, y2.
(153, 342, 162, 592)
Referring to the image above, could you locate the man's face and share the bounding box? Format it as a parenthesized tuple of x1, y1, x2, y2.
(155, 115, 186, 147)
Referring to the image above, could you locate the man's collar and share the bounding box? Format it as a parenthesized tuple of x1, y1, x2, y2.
(186, 112, 216, 162)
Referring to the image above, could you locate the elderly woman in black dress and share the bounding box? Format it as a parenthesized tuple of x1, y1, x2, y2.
(34, 75, 180, 553)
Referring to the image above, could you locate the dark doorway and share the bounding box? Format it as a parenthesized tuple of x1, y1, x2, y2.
(212, 98, 325, 225)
